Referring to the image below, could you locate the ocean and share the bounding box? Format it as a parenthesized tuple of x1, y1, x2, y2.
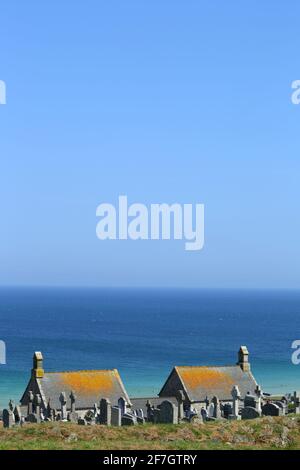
(0, 287, 300, 409)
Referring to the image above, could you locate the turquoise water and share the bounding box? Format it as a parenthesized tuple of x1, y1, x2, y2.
(0, 287, 300, 409)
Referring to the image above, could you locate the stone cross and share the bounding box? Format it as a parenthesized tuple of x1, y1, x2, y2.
(8, 399, 14, 411)
(231, 385, 241, 420)
(70, 391, 76, 413)
(204, 396, 209, 410)
(46, 399, 52, 419)
(59, 392, 67, 420)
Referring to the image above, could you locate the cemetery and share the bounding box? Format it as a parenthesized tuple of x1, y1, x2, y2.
(1, 346, 300, 440)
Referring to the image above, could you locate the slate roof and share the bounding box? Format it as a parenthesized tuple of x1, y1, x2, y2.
(36, 369, 130, 409)
(160, 365, 257, 402)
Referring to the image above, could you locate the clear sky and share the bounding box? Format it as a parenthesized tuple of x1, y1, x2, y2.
(0, 1, 299, 288)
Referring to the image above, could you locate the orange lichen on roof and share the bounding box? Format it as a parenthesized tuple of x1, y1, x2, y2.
(177, 367, 235, 390)
(57, 370, 116, 396)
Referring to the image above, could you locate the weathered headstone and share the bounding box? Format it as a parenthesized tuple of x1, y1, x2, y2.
(146, 401, 154, 422)
(122, 413, 136, 426)
(208, 403, 215, 418)
(152, 408, 160, 424)
(204, 396, 209, 410)
(59, 392, 67, 420)
(293, 391, 300, 414)
(212, 396, 221, 419)
(68, 390, 79, 423)
(241, 406, 260, 420)
(34, 394, 42, 420)
(254, 385, 263, 414)
(27, 413, 39, 423)
(13, 405, 22, 425)
(231, 385, 241, 420)
(200, 407, 208, 421)
(111, 406, 122, 426)
(3, 408, 15, 428)
(46, 399, 52, 420)
(118, 397, 127, 417)
(262, 402, 280, 416)
(27, 391, 34, 415)
(223, 403, 233, 419)
(176, 390, 185, 421)
(78, 418, 87, 425)
(100, 398, 111, 426)
(159, 400, 178, 424)
(244, 393, 256, 408)
(84, 409, 96, 425)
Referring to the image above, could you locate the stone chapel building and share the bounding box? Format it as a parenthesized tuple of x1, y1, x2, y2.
(158, 346, 258, 412)
(20, 352, 131, 414)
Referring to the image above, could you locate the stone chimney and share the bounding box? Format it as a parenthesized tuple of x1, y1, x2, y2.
(237, 346, 250, 372)
(32, 351, 44, 378)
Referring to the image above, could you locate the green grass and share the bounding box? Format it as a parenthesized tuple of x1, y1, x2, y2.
(1, 415, 300, 450)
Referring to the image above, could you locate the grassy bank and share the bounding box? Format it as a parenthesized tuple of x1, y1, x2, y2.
(1, 415, 300, 450)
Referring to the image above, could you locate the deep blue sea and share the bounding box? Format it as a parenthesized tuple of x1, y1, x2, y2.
(0, 287, 300, 409)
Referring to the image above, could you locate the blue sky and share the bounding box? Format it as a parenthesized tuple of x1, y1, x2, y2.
(0, 1, 299, 288)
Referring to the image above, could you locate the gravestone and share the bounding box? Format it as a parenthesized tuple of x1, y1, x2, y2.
(223, 403, 233, 419)
(34, 394, 42, 421)
(122, 413, 136, 426)
(136, 409, 145, 424)
(3, 408, 15, 428)
(78, 418, 87, 425)
(201, 407, 208, 421)
(59, 392, 67, 420)
(208, 403, 214, 418)
(293, 391, 300, 414)
(27, 391, 34, 415)
(146, 401, 154, 422)
(84, 409, 96, 425)
(100, 398, 111, 426)
(152, 408, 160, 424)
(204, 396, 210, 410)
(176, 390, 185, 420)
(231, 385, 241, 420)
(27, 413, 38, 423)
(68, 391, 79, 423)
(46, 399, 52, 420)
(111, 406, 122, 426)
(159, 400, 178, 424)
(275, 401, 286, 416)
(212, 396, 221, 419)
(262, 402, 280, 416)
(244, 393, 256, 408)
(118, 397, 127, 417)
(241, 406, 260, 420)
(255, 385, 263, 414)
(13, 405, 22, 425)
